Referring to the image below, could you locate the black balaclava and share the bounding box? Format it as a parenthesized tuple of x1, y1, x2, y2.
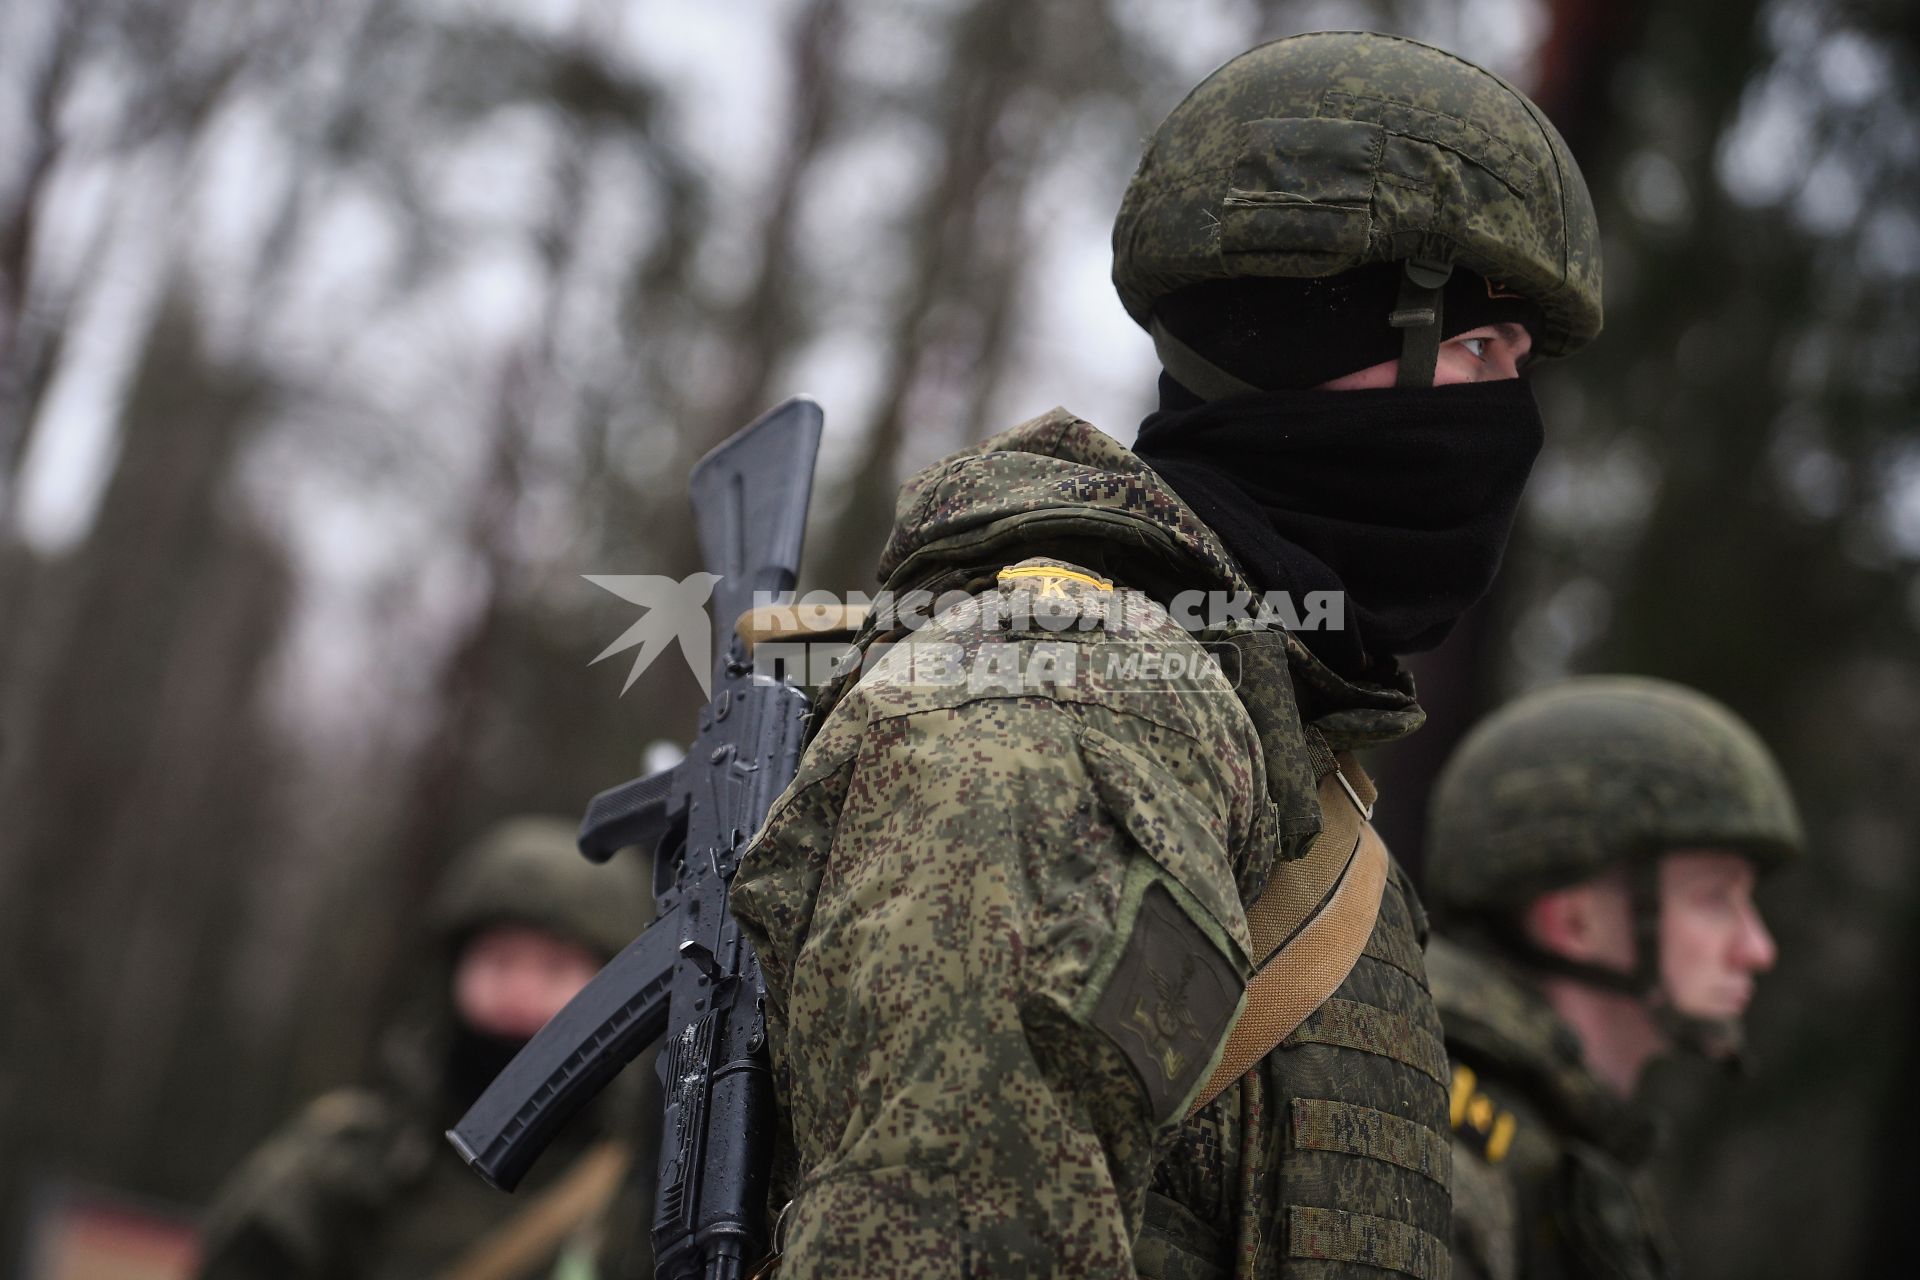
(1151, 264, 1545, 392)
(1132, 266, 1546, 677)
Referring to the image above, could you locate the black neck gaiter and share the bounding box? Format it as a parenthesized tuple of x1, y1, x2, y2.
(1132, 374, 1544, 677)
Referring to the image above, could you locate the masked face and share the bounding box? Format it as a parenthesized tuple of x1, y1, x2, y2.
(453, 923, 603, 1041)
(1656, 849, 1777, 1025)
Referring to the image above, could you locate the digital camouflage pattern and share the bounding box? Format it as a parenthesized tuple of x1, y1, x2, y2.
(1112, 31, 1602, 359)
(1427, 937, 1672, 1280)
(730, 407, 1454, 1278)
(1424, 676, 1804, 919)
(196, 818, 650, 1280)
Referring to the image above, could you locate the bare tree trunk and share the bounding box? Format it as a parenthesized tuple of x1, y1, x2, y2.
(355, 351, 534, 1035)
(0, 0, 93, 498)
(0, 290, 290, 1240)
(707, 0, 846, 450)
(813, 0, 1045, 589)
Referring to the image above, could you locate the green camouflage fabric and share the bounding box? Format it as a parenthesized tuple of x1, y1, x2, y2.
(1112, 31, 1602, 359)
(1424, 677, 1804, 919)
(196, 817, 650, 1280)
(730, 407, 1453, 1278)
(1428, 937, 1671, 1280)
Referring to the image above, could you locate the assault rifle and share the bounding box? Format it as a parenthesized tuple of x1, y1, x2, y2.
(447, 397, 826, 1280)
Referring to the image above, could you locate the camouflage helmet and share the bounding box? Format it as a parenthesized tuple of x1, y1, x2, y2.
(429, 815, 649, 959)
(1112, 31, 1603, 377)
(1426, 676, 1804, 920)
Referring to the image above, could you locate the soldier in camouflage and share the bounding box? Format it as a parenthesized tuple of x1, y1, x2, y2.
(1423, 678, 1802, 1280)
(196, 818, 651, 1280)
(730, 31, 1602, 1278)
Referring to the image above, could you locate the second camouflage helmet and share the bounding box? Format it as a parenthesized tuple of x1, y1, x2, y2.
(1112, 31, 1603, 360)
(429, 815, 649, 959)
(1425, 676, 1804, 919)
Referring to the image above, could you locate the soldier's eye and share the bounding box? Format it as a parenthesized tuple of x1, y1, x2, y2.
(1460, 336, 1490, 361)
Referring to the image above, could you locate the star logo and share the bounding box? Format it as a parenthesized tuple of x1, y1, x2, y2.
(583, 572, 724, 696)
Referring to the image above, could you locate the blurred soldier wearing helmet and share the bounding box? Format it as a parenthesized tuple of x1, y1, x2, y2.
(196, 818, 651, 1280)
(1424, 677, 1802, 1280)
(731, 30, 1602, 1278)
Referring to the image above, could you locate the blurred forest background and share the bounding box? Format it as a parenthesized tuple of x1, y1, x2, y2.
(0, 0, 1915, 1275)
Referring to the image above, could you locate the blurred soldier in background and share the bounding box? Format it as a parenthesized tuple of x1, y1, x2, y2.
(1425, 677, 1802, 1280)
(196, 818, 650, 1280)
(731, 31, 1602, 1279)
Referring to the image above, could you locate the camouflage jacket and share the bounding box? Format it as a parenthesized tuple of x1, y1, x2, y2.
(195, 1075, 624, 1280)
(195, 984, 638, 1280)
(731, 408, 1454, 1278)
(1427, 937, 1672, 1280)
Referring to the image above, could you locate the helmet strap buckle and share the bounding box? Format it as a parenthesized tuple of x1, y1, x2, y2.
(1389, 257, 1453, 387)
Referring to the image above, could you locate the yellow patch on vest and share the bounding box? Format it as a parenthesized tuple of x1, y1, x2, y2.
(1449, 1062, 1520, 1164)
(1486, 1111, 1518, 1163)
(1449, 1063, 1476, 1128)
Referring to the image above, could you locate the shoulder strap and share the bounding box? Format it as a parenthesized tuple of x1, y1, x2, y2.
(1188, 738, 1388, 1115)
(435, 1140, 629, 1280)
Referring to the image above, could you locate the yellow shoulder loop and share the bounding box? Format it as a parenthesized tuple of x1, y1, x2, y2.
(1449, 1064, 1476, 1130)
(996, 564, 1114, 592)
(1449, 1064, 1520, 1164)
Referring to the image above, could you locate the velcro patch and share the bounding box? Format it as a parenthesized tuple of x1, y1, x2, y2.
(1091, 882, 1243, 1123)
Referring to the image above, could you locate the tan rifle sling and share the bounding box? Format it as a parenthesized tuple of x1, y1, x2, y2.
(436, 1140, 629, 1280)
(1189, 747, 1388, 1115)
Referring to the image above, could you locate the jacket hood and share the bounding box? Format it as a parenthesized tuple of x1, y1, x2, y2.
(877, 407, 1424, 746)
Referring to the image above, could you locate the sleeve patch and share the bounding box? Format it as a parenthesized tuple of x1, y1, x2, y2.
(1090, 881, 1243, 1123)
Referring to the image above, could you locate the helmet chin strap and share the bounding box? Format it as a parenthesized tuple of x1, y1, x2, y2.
(1499, 859, 1749, 1075)
(1389, 258, 1453, 387)
(1147, 316, 1262, 402)
(1625, 860, 1751, 1074)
